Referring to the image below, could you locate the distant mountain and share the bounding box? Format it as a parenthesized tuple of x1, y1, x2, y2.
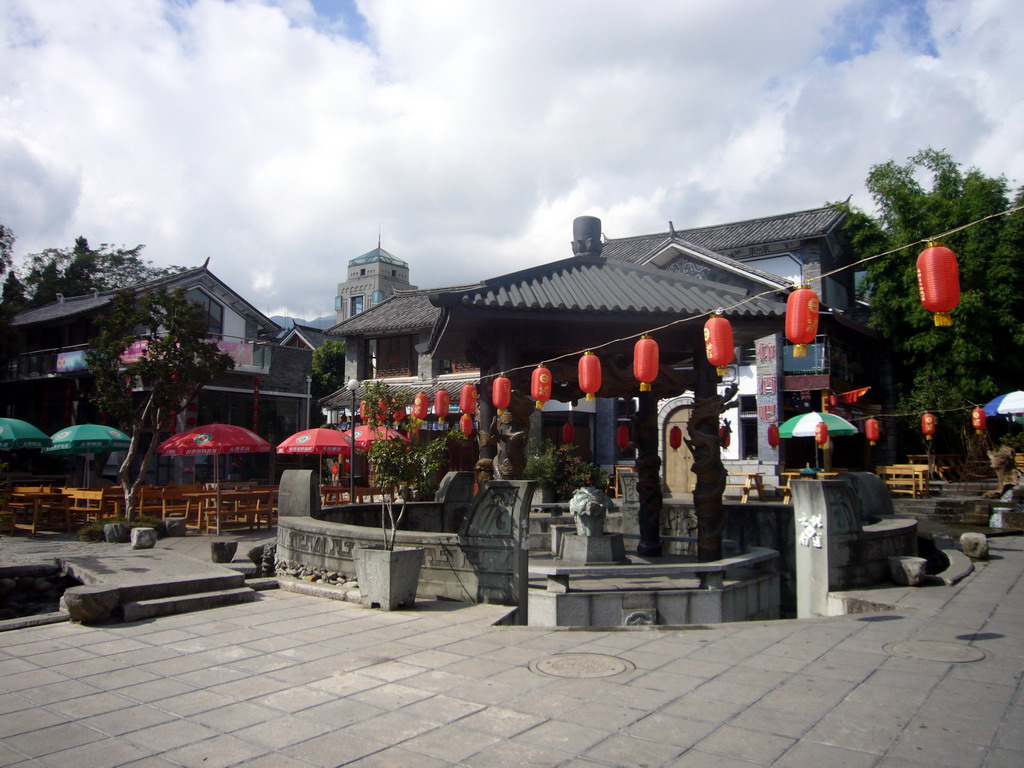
(270, 314, 335, 330)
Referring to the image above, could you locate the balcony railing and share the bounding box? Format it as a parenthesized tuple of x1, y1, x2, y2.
(2, 336, 272, 382)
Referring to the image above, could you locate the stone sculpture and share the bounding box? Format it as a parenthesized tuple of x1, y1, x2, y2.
(569, 486, 613, 537)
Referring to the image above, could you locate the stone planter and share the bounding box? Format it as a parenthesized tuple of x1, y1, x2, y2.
(353, 546, 424, 611)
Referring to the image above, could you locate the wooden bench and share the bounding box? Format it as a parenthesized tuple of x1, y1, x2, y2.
(64, 489, 106, 527)
(725, 473, 766, 503)
(4, 486, 70, 534)
(876, 464, 930, 498)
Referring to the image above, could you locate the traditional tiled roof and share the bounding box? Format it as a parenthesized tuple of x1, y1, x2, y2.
(319, 372, 480, 408)
(428, 255, 785, 318)
(327, 286, 480, 337)
(604, 206, 845, 265)
(11, 264, 280, 335)
(285, 324, 329, 349)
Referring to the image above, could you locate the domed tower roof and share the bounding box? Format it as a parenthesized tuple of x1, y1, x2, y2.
(348, 247, 408, 268)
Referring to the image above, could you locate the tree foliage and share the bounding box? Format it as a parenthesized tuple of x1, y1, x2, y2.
(21, 236, 182, 307)
(838, 149, 1024, 437)
(361, 380, 461, 550)
(311, 338, 347, 405)
(87, 289, 235, 518)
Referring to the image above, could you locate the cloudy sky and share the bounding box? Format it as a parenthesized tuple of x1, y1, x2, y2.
(2, 0, 1021, 322)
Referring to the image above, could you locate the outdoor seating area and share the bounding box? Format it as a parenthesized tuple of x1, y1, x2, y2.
(0, 482, 281, 536)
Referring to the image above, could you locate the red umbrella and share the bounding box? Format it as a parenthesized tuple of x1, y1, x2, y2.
(276, 428, 351, 455)
(157, 423, 271, 533)
(334, 425, 409, 453)
(157, 423, 271, 456)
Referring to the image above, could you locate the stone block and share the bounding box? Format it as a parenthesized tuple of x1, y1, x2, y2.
(888, 555, 928, 586)
(61, 585, 121, 624)
(558, 533, 627, 564)
(960, 532, 989, 560)
(103, 523, 130, 543)
(211, 540, 238, 563)
(130, 527, 157, 549)
(164, 517, 187, 537)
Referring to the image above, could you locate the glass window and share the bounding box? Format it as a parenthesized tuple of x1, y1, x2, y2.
(350, 295, 364, 316)
(184, 288, 224, 338)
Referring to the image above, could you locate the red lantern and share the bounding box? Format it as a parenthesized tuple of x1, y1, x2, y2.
(531, 366, 552, 410)
(703, 314, 734, 376)
(633, 336, 659, 392)
(393, 407, 405, 423)
(434, 390, 450, 423)
(786, 286, 819, 358)
(460, 384, 477, 415)
(971, 407, 987, 434)
(359, 400, 368, 423)
(921, 412, 937, 441)
(460, 413, 474, 437)
(815, 421, 829, 446)
(865, 417, 881, 446)
(767, 423, 780, 449)
(719, 423, 731, 449)
(562, 421, 575, 444)
(492, 376, 511, 414)
(579, 351, 601, 401)
(616, 425, 630, 450)
(412, 392, 429, 421)
(917, 242, 960, 327)
(669, 426, 683, 451)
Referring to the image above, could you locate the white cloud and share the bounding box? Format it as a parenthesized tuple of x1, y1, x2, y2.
(1, 0, 1020, 320)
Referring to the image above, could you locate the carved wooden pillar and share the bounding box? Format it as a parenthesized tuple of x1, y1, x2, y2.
(635, 389, 663, 556)
(688, 356, 733, 562)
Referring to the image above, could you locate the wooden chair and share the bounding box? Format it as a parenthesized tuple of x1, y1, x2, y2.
(65, 489, 105, 528)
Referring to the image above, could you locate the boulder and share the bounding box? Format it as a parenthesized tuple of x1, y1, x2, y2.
(211, 540, 238, 563)
(103, 523, 130, 543)
(164, 517, 187, 537)
(960, 532, 989, 560)
(888, 555, 929, 586)
(61, 585, 120, 624)
(130, 527, 157, 549)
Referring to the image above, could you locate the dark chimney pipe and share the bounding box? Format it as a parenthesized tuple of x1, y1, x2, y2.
(571, 216, 603, 257)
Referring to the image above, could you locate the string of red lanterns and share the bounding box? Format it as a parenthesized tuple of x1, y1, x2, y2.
(531, 365, 552, 410)
(633, 336, 658, 392)
(704, 314, 734, 376)
(785, 286, 819, 358)
(492, 376, 511, 414)
(433, 390, 450, 423)
(460, 384, 477, 416)
(579, 351, 601, 401)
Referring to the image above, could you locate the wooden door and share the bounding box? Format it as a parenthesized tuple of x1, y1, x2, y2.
(663, 406, 694, 495)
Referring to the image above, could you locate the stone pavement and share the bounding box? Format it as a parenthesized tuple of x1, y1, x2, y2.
(0, 531, 1021, 767)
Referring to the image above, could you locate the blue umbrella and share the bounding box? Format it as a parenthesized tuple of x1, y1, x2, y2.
(983, 390, 1024, 417)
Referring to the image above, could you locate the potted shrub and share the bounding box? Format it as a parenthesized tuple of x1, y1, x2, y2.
(354, 381, 458, 610)
(526, 440, 609, 502)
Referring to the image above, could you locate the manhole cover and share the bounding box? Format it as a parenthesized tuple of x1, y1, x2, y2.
(529, 653, 635, 679)
(884, 641, 985, 663)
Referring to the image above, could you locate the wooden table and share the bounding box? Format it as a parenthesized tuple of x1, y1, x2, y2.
(183, 489, 275, 534)
(5, 491, 69, 534)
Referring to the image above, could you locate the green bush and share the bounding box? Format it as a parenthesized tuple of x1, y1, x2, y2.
(525, 440, 608, 501)
(78, 516, 167, 542)
(998, 432, 1024, 453)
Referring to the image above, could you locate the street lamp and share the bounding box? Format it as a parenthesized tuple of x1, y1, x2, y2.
(346, 378, 359, 503)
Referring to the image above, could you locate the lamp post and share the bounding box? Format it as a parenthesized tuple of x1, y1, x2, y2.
(347, 378, 359, 503)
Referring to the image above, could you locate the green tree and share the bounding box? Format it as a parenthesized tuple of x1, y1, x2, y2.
(361, 380, 460, 550)
(21, 237, 181, 307)
(837, 148, 1024, 444)
(0, 225, 25, 361)
(87, 289, 235, 519)
(311, 338, 347, 406)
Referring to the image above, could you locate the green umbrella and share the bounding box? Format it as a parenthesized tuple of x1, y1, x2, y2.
(778, 411, 858, 439)
(0, 418, 53, 450)
(43, 424, 132, 486)
(43, 424, 132, 454)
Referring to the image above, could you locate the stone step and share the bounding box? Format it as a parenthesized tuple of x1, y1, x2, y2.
(122, 586, 257, 622)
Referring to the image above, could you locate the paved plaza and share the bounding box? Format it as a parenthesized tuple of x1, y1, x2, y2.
(0, 531, 1021, 767)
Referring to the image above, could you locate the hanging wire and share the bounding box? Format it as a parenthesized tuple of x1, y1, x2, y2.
(484, 202, 1024, 423)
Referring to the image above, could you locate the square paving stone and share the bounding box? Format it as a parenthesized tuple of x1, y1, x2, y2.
(771, 740, 881, 768)
(252, 685, 335, 713)
(14, 678, 100, 705)
(0, 706, 66, 738)
(457, 706, 545, 738)
(400, 694, 485, 723)
(349, 681, 437, 710)
(402, 724, 502, 762)
(192, 700, 278, 732)
(283, 729, 384, 765)
(462, 739, 572, 768)
(79, 704, 177, 736)
(347, 710, 442, 743)
(661, 696, 747, 724)
(582, 733, 683, 767)
(161, 733, 270, 768)
(154, 689, 237, 717)
(122, 719, 220, 752)
(625, 713, 718, 748)
(47, 691, 136, 719)
(233, 713, 334, 749)
(345, 745, 450, 768)
(37, 737, 149, 768)
(694, 724, 795, 763)
(4, 721, 105, 758)
(886, 731, 988, 768)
